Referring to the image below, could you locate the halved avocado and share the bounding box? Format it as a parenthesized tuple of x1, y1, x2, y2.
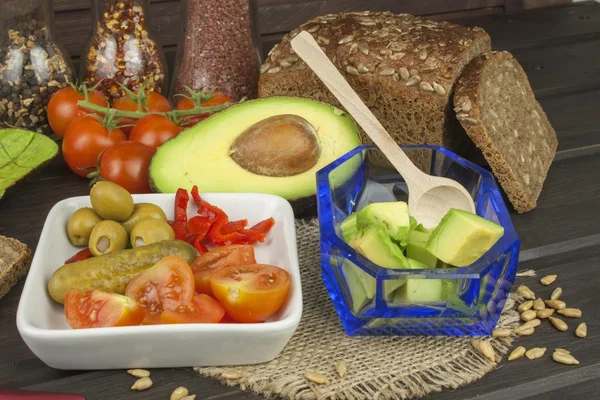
(149, 97, 362, 214)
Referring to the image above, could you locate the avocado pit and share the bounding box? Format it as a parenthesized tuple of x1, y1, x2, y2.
(228, 114, 321, 177)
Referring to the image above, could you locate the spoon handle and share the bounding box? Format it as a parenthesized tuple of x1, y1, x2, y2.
(290, 31, 422, 188)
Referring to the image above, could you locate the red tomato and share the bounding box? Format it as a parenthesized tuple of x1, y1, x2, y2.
(98, 141, 154, 194)
(175, 90, 233, 128)
(47, 86, 108, 138)
(113, 91, 172, 136)
(62, 115, 127, 178)
(210, 264, 291, 323)
(129, 114, 183, 150)
(160, 294, 225, 324)
(64, 290, 145, 329)
(190, 245, 256, 296)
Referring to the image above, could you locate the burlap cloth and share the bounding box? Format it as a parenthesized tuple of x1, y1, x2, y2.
(196, 220, 532, 399)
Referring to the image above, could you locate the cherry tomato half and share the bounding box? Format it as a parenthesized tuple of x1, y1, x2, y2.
(210, 264, 291, 323)
(160, 294, 225, 324)
(47, 86, 108, 138)
(99, 141, 154, 194)
(64, 290, 145, 329)
(129, 114, 183, 150)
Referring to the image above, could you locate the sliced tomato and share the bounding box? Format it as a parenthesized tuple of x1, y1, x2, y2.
(124, 256, 195, 325)
(160, 294, 225, 324)
(64, 290, 145, 329)
(219, 313, 238, 323)
(190, 245, 256, 296)
(210, 264, 291, 323)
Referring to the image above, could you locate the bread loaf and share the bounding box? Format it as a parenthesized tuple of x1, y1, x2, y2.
(453, 51, 557, 213)
(258, 11, 491, 154)
(0, 236, 31, 300)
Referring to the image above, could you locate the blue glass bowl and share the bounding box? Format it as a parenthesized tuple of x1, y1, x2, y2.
(316, 145, 520, 336)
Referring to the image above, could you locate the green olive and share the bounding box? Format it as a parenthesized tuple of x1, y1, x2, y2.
(130, 219, 175, 248)
(90, 181, 134, 222)
(88, 220, 128, 256)
(67, 207, 103, 246)
(121, 203, 168, 234)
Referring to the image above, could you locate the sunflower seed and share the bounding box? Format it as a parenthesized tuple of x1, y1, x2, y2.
(346, 66, 359, 76)
(306, 24, 320, 33)
(390, 52, 405, 60)
(267, 67, 281, 74)
(280, 60, 292, 68)
(406, 75, 421, 86)
(522, 318, 542, 329)
(552, 351, 580, 365)
(551, 287, 562, 300)
(432, 82, 446, 95)
(517, 285, 536, 300)
(221, 370, 243, 380)
(379, 68, 395, 76)
(392, 73, 400, 82)
(348, 43, 358, 55)
(546, 300, 566, 310)
(357, 64, 369, 73)
(461, 117, 478, 125)
(170, 387, 189, 400)
(336, 360, 348, 377)
(127, 369, 150, 378)
(472, 340, 495, 363)
(508, 346, 526, 361)
(338, 35, 354, 44)
(540, 275, 557, 285)
(533, 298, 546, 310)
(358, 42, 369, 55)
(550, 316, 568, 331)
(518, 300, 534, 312)
(305, 371, 330, 385)
(513, 325, 535, 336)
(419, 82, 434, 92)
(399, 67, 410, 80)
(380, 49, 392, 56)
(576, 322, 587, 338)
(260, 63, 271, 74)
(557, 308, 582, 318)
(131, 377, 152, 391)
(317, 36, 330, 45)
(409, 68, 419, 76)
(521, 310, 537, 321)
(555, 348, 571, 354)
(537, 308, 555, 319)
(418, 49, 429, 60)
(492, 328, 512, 338)
(525, 347, 546, 360)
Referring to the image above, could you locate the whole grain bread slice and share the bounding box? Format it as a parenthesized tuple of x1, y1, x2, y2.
(0, 236, 32, 300)
(453, 51, 558, 213)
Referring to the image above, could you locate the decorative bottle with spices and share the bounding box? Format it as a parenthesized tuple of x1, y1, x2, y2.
(170, 0, 262, 102)
(82, 0, 168, 101)
(0, 0, 74, 134)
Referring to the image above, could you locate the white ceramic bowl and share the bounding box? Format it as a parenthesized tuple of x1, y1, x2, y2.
(16, 193, 302, 370)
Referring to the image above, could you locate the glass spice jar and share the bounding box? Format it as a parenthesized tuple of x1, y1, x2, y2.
(170, 0, 263, 102)
(0, 0, 75, 134)
(82, 0, 168, 102)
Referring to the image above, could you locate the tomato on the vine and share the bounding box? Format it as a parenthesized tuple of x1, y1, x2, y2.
(62, 115, 126, 178)
(175, 90, 233, 128)
(64, 290, 145, 329)
(98, 141, 154, 194)
(129, 114, 183, 150)
(113, 91, 172, 136)
(47, 86, 108, 138)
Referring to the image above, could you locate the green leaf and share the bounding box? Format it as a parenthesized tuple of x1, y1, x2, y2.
(0, 129, 58, 200)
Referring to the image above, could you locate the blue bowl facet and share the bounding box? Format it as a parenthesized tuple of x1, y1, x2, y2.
(316, 145, 520, 336)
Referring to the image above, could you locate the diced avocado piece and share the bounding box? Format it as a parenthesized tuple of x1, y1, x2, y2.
(395, 278, 446, 303)
(356, 201, 410, 244)
(410, 216, 430, 234)
(426, 209, 504, 267)
(406, 230, 439, 268)
(349, 227, 409, 270)
(340, 213, 358, 242)
(341, 261, 370, 313)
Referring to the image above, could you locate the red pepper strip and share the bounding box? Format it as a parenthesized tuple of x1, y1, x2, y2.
(65, 248, 93, 264)
(187, 216, 212, 240)
(207, 213, 254, 246)
(184, 233, 199, 246)
(193, 236, 209, 254)
(243, 217, 276, 243)
(221, 219, 248, 234)
(168, 220, 189, 240)
(190, 185, 202, 207)
(174, 188, 189, 223)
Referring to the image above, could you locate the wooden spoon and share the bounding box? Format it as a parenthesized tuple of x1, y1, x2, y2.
(291, 31, 476, 228)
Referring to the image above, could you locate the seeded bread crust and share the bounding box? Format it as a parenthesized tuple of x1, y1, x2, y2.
(0, 236, 32, 300)
(258, 11, 491, 153)
(454, 51, 558, 213)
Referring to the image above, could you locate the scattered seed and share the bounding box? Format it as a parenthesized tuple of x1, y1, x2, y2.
(557, 308, 582, 318)
(555, 348, 570, 354)
(127, 369, 150, 378)
(399, 67, 410, 81)
(472, 340, 495, 363)
(546, 300, 566, 310)
(508, 346, 526, 361)
(406, 75, 421, 86)
(357, 64, 369, 73)
(267, 67, 281, 74)
(170, 387, 189, 400)
(522, 319, 541, 329)
(221, 370, 243, 380)
(346, 66, 359, 76)
(305, 371, 330, 385)
(131, 377, 152, 391)
(533, 298, 545, 310)
(260, 63, 271, 74)
(576, 323, 587, 338)
(551, 287, 562, 300)
(358, 42, 369, 55)
(418, 48, 428, 60)
(521, 310, 537, 322)
(338, 35, 354, 44)
(550, 316, 568, 332)
(336, 360, 348, 378)
(379, 49, 392, 56)
(537, 308, 555, 319)
(525, 347, 546, 360)
(552, 351, 580, 365)
(492, 328, 512, 338)
(379, 68, 395, 76)
(517, 285, 535, 300)
(432, 82, 446, 95)
(348, 43, 358, 55)
(513, 325, 535, 336)
(419, 82, 434, 92)
(540, 274, 557, 285)
(518, 300, 534, 312)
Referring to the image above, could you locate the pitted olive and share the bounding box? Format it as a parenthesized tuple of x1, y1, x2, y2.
(130, 219, 175, 248)
(88, 220, 128, 256)
(67, 207, 103, 246)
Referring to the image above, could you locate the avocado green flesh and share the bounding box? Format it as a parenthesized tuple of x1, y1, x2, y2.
(406, 230, 439, 268)
(149, 97, 361, 201)
(357, 201, 410, 245)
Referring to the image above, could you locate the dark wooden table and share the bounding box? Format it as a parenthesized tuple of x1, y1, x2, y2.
(2, 2, 600, 399)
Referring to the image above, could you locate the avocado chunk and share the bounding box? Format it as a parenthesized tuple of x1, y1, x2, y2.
(406, 230, 439, 268)
(340, 213, 358, 243)
(341, 260, 373, 312)
(356, 201, 411, 245)
(426, 209, 504, 267)
(149, 97, 361, 214)
(410, 216, 431, 234)
(394, 278, 446, 303)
